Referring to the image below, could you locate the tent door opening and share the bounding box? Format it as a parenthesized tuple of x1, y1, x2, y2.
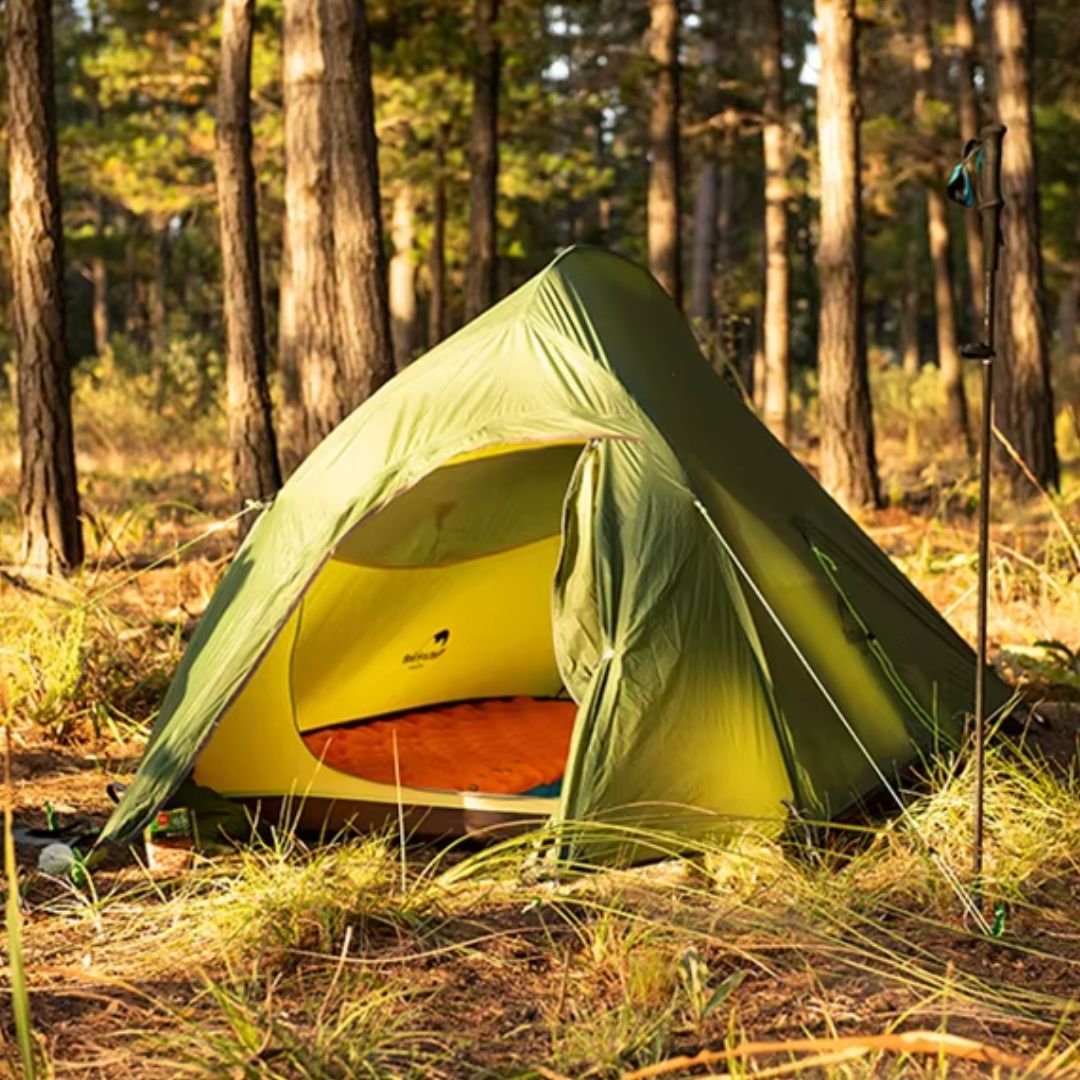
(274, 441, 589, 800)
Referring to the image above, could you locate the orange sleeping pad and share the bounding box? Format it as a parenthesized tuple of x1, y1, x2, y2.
(300, 697, 578, 795)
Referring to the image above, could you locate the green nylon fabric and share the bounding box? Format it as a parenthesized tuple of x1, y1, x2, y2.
(101, 247, 1007, 847)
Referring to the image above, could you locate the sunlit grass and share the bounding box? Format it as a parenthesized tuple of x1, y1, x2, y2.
(1, 366, 1079, 1075)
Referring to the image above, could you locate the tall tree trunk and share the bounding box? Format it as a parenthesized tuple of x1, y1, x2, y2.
(88, 1, 109, 356)
(1054, 205, 1080, 376)
(216, 0, 281, 519)
(913, 0, 971, 453)
(813, 0, 880, 510)
(901, 229, 921, 375)
(901, 214, 922, 461)
(715, 109, 736, 365)
(148, 225, 169, 383)
(276, 220, 304, 469)
(123, 218, 145, 343)
(464, 0, 499, 320)
(428, 135, 447, 347)
(954, 0, 985, 329)
(8, 0, 83, 573)
(150, 231, 166, 353)
(762, 0, 790, 443)
(281, 0, 338, 452)
(751, 289, 766, 409)
(90, 196, 109, 355)
(688, 157, 717, 328)
(324, 0, 393, 404)
(991, 0, 1059, 491)
(389, 180, 417, 370)
(927, 187, 973, 450)
(688, 37, 717, 328)
(647, 0, 681, 303)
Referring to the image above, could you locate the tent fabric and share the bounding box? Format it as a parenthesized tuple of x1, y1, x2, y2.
(101, 246, 1006, 848)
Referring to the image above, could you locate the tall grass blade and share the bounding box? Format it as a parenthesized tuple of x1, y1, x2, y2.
(3, 684, 36, 1079)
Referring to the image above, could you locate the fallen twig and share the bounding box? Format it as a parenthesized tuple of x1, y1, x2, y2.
(616, 1029, 1026, 1080)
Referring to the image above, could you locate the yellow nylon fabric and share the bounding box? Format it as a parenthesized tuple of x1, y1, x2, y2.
(197, 445, 576, 803)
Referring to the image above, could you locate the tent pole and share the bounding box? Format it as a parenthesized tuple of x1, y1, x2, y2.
(959, 123, 1006, 916)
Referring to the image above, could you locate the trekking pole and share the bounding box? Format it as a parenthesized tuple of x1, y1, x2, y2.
(949, 122, 1006, 914)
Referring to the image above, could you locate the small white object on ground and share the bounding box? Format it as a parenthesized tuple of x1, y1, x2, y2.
(38, 842, 75, 875)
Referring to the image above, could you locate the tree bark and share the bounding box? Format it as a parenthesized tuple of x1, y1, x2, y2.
(814, 0, 881, 510)
(216, 0, 282, 519)
(954, 0, 985, 329)
(762, 0, 790, 443)
(688, 157, 717, 328)
(647, 0, 681, 303)
(123, 219, 146, 344)
(688, 37, 717, 328)
(323, 0, 394, 404)
(87, 1, 109, 356)
(991, 0, 1059, 491)
(715, 109, 737, 364)
(912, 0, 971, 453)
(8, 0, 83, 573)
(901, 228, 921, 375)
(90, 218, 109, 355)
(280, 0, 391, 455)
(281, 0, 339, 451)
(428, 133, 447, 347)
(464, 0, 499, 320)
(927, 186, 972, 450)
(1054, 205, 1080, 377)
(276, 216, 305, 470)
(900, 202, 922, 461)
(751, 294, 766, 410)
(148, 225, 169, 363)
(389, 180, 417, 370)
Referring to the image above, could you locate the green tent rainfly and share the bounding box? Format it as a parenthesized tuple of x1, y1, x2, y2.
(102, 247, 1005, 851)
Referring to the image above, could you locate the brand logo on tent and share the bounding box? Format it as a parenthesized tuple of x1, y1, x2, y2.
(403, 629, 450, 668)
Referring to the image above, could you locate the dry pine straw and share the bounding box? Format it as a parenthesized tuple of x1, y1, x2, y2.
(2, 436, 1079, 1076)
(10, 790, 1080, 1079)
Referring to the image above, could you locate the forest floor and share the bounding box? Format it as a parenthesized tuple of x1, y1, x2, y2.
(2, 370, 1080, 1078)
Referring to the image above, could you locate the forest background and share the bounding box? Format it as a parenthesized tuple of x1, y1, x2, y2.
(1, 0, 1078, 580)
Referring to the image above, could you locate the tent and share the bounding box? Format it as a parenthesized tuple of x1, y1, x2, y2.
(102, 247, 1004, 850)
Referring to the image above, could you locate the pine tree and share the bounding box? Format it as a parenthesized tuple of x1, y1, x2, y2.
(814, 0, 881, 510)
(761, 0, 791, 443)
(991, 0, 1059, 491)
(647, 0, 681, 303)
(216, 0, 281, 518)
(8, 0, 84, 574)
(280, 0, 339, 453)
(912, 0, 971, 453)
(464, 0, 499, 319)
(279, 0, 392, 455)
(954, 0, 985, 326)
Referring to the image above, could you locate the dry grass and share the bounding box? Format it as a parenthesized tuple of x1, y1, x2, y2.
(1, 367, 1079, 1078)
(12, 745, 1080, 1076)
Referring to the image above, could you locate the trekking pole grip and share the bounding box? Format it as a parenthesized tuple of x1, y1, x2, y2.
(978, 123, 1006, 272)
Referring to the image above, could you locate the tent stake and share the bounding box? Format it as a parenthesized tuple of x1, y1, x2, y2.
(955, 123, 1006, 916)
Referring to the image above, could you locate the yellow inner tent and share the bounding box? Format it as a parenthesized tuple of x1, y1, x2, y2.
(194, 442, 588, 815)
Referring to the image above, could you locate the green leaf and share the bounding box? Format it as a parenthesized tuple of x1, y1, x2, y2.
(703, 970, 747, 1018)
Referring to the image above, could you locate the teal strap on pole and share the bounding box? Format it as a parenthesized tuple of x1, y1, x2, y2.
(947, 140, 983, 208)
